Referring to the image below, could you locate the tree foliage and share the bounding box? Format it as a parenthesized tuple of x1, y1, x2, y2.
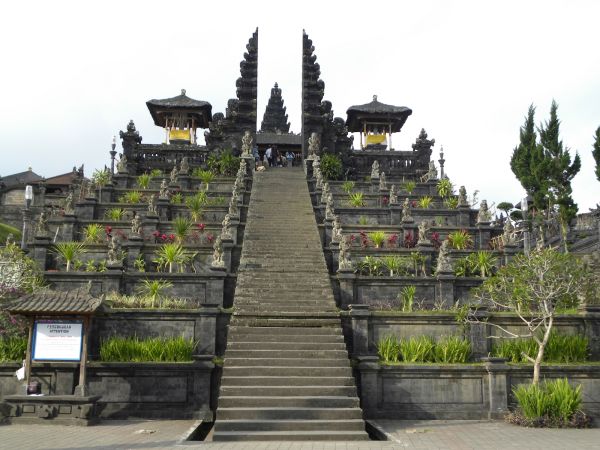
(593, 125, 600, 183)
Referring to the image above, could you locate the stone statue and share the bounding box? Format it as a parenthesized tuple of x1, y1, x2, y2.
(321, 183, 329, 204)
(169, 165, 178, 183)
(325, 193, 334, 221)
(371, 161, 380, 179)
(179, 157, 190, 175)
(211, 236, 225, 268)
(63, 191, 74, 215)
(315, 168, 323, 189)
(307, 132, 320, 159)
(228, 196, 239, 217)
(241, 130, 253, 156)
(426, 160, 438, 181)
(389, 185, 398, 205)
(402, 197, 413, 222)
(503, 219, 516, 246)
(5, 233, 15, 247)
(147, 194, 157, 215)
(379, 172, 387, 190)
(417, 220, 430, 245)
(436, 240, 453, 274)
(331, 215, 342, 243)
(338, 236, 352, 270)
(159, 179, 169, 199)
(107, 235, 121, 265)
(477, 200, 492, 223)
(35, 212, 48, 237)
(221, 214, 232, 240)
(85, 180, 95, 199)
(131, 213, 142, 235)
(116, 155, 128, 174)
(458, 186, 468, 206)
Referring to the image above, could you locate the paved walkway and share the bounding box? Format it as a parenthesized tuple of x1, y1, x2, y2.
(2, 419, 600, 449)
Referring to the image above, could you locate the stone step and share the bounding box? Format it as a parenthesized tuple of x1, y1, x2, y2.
(220, 376, 356, 387)
(212, 430, 369, 441)
(225, 349, 349, 359)
(218, 396, 360, 408)
(227, 342, 346, 351)
(220, 386, 358, 397)
(224, 358, 349, 367)
(216, 407, 364, 421)
(227, 326, 343, 336)
(227, 334, 344, 344)
(233, 312, 339, 319)
(221, 367, 353, 377)
(231, 318, 341, 327)
(214, 419, 365, 432)
(234, 306, 338, 313)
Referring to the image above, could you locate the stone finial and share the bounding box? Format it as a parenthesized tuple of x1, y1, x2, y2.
(331, 215, 342, 243)
(211, 236, 225, 268)
(147, 194, 157, 215)
(307, 132, 320, 160)
(116, 155, 128, 174)
(131, 213, 142, 235)
(389, 185, 398, 205)
(241, 130, 253, 156)
(402, 197, 413, 222)
(338, 236, 353, 270)
(107, 235, 121, 265)
(371, 161, 380, 179)
(179, 157, 190, 175)
(477, 200, 492, 224)
(458, 186, 468, 206)
(35, 212, 48, 237)
(417, 220, 431, 245)
(159, 179, 169, 200)
(436, 240, 453, 274)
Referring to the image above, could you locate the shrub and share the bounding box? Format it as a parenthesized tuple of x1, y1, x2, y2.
(492, 333, 588, 364)
(0, 222, 22, 243)
(417, 196, 433, 209)
(105, 292, 189, 309)
(136, 173, 151, 190)
(342, 180, 355, 194)
(433, 336, 471, 363)
(447, 230, 473, 249)
(82, 223, 104, 244)
(133, 255, 145, 272)
(52, 242, 86, 272)
(358, 216, 369, 226)
(402, 181, 416, 194)
(355, 256, 384, 276)
(0, 336, 27, 362)
(320, 153, 342, 180)
(368, 231, 386, 248)
(185, 192, 207, 222)
(400, 336, 435, 362)
(99, 336, 195, 362)
(136, 279, 174, 308)
(218, 150, 240, 176)
(348, 192, 365, 207)
(170, 192, 183, 204)
(444, 197, 459, 209)
(468, 251, 497, 277)
(377, 335, 401, 363)
(119, 190, 144, 204)
(513, 378, 582, 422)
(105, 208, 125, 221)
(381, 256, 409, 277)
(154, 242, 186, 273)
(193, 169, 215, 188)
(173, 216, 192, 243)
(400, 285, 416, 312)
(150, 169, 163, 178)
(436, 178, 454, 198)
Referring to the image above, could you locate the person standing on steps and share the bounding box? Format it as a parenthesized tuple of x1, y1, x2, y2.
(265, 146, 273, 167)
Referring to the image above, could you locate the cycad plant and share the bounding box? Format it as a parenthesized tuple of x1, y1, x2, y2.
(444, 197, 459, 209)
(136, 278, 174, 308)
(185, 192, 207, 222)
(417, 196, 433, 209)
(105, 208, 125, 221)
(402, 181, 416, 194)
(341, 180, 355, 194)
(173, 216, 192, 243)
(467, 251, 497, 277)
(368, 231, 386, 248)
(348, 192, 365, 207)
(82, 223, 104, 244)
(436, 178, 454, 198)
(52, 242, 86, 272)
(447, 230, 473, 250)
(119, 191, 144, 204)
(170, 192, 183, 205)
(195, 170, 215, 190)
(154, 242, 186, 273)
(91, 168, 111, 199)
(381, 255, 408, 276)
(137, 173, 151, 190)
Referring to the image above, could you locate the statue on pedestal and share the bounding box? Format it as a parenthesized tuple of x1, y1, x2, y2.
(147, 194, 157, 215)
(402, 197, 413, 221)
(331, 215, 342, 243)
(179, 157, 190, 175)
(116, 155, 128, 174)
(211, 236, 225, 268)
(307, 132, 320, 159)
(169, 165, 178, 184)
(241, 130, 253, 156)
(458, 186, 468, 206)
(371, 161, 380, 179)
(338, 236, 352, 270)
(221, 214, 232, 240)
(426, 160, 438, 181)
(379, 172, 387, 190)
(131, 213, 142, 236)
(107, 235, 121, 265)
(159, 179, 169, 199)
(436, 240, 453, 274)
(477, 199, 492, 223)
(418, 220, 430, 245)
(389, 185, 398, 205)
(35, 212, 48, 237)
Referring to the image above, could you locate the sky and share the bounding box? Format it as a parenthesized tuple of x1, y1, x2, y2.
(1, 0, 599, 211)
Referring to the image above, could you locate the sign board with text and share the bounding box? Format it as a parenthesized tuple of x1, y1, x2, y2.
(32, 320, 83, 361)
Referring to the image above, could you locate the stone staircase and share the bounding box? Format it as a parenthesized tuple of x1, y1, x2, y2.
(212, 167, 368, 441)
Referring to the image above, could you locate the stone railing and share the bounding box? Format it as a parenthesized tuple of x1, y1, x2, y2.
(132, 143, 210, 173)
(349, 150, 428, 179)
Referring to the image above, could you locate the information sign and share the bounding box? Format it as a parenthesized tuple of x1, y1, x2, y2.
(32, 320, 83, 361)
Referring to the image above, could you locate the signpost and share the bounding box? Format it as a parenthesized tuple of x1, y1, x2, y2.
(32, 320, 83, 361)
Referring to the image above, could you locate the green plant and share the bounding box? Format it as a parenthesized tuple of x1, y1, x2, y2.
(96, 260, 107, 272)
(170, 192, 183, 205)
(320, 153, 343, 180)
(348, 192, 364, 207)
(402, 181, 416, 194)
(400, 336, 435, 362)
(381, 256, 409, 277)
(91, 168, 111, 198)
(154, 242, 186, 273)
(136, 173, 151, 190)
(133, 254, 145, 272)
(513, 378, 582, 422)
(105, 208, 125, 221)
(218, 150, 240, 176)
(368, 231, 386, 248)
(193, 169, 215, 189)
(104, 292, 189, 309)
(377, 335, 401, 363)
(52, 242, 86, 272)
(468, 251, 497, 277)
(433, 336, 471, 363)
(409, 251, 426, 277)
(185, 192, 207, 222)
(119, 190, 144, 204)
(342, 180, 355, 194)
(436, 178, 454, 198)
(150, 169, 163, 178)
(454, 256, 470, 277)
(72, 259, 84, 271)
(447, 230, 473, 250)
(358, 216, 369, 226)
(400, 285, 416, 312)
(356, 256, 384, 276)
(99, 336, 195, 362)
(136, 278, 174, 308)
(444, 197, 459, 209)
(85, 260, 96, 272)
(492, 333, 588, 364)
(0, 336, 27, 362)
(0, 222, 22, 243)
(82, 223, 104, 244)
(173, 216, 192, 243)
(417, 196, 433, 209)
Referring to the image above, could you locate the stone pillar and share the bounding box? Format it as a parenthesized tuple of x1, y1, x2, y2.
(124, 235, 143, 271)
(579, 305, 600, 360)
(330, 241, 339, 273)
(177, 175, 191, 190)
(483, 357, 509, 419)
(157, 198, 170, 222)
(349, 304, 370, 356)
(370, 178, 378, 194)
(402, 219, 416, 246)
(222, 238, 234, 273)
(21, 208, 33, 250)
(304, 159, 314, 179)
(416, 243, 434, 275)
(241, 155, 253, 178)
(337, 269, 356, 310)
(74, 199, 97, 221)
(502, 243, 518, 266)
(194, 304, 219, 356)
(436, 272, 455, 309)
(323, 217, 333, 247)
(477, 222, 492, 250)
(143, 215, 159, 240)
(207, 266, 227, 307)
(61, 214, 77, 241)
(390, 204, 402, 225)
(100, 184, 114, 203)
(458, 205, 471, 228)
(357, 357, 380, 415)
(426, 180, 437, 196)
(379, 188, 389, 208)
(113, 173, 128, 189)
(31, 236, 52, 270)
(228, 218, 240, 246)
(469, 310, 490, 359)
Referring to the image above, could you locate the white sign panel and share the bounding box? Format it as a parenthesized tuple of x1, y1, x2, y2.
(32, 320, 83, 361)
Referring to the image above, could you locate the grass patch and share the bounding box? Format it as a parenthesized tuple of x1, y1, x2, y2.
(491, 333, 588, 364)
(377, 335, 471, 364)
(0, 223, 21, 243)
(0, 336, 27, 362)
(104, 292, 191, 309)
(99, 336, 196, 362)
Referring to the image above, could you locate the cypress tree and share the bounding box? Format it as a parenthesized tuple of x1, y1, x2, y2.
(593, 126, 600, 182)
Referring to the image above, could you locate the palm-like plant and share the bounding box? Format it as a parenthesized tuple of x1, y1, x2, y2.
(173, 216, 192, 243)
(444, 197, 459, 209)
(91, 168, 111, 199)
(119, 191, 144, 204)
(402, 181, 416, 194)
(342, 181, 355, 194)
(436, 178, 454, 198)
(137, 278, 174, 308)
(137, 173, 151, 190)
(105, 208, 125, 221)
(368, 231, 386, 248)
(150, 169, 163, 179)
(170, 192, 183, 205)
(82, 223, 104, 244)
(185, 192, 207, 222)
(154, 243, 186, 273)
(195, 170, 215, 190)
(52, 242, 87, 272)
(381, 255, 408, 277)
(400, 285, 417, 312)
(409, 251, 426, 276)
(417, 196, 433, 209)
(447, 230, 473, 250)
(348, 192, 365, 207)
(468, 251, 497, 277)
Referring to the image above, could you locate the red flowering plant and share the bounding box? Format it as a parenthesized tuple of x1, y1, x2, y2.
(382, 196, 389, 206)
(115, 229, 128, 241)
(359, 230, 369, 248)
(349, 234, 357, 246)
(387, 233, 398, 248)
(411, 200, 417, 208)
(105, 225, 113, 240)
(403, 231, 417, 248)
(152, 230, 160, 243)
(431, 231, 442, 249)
(197, 223, 206, 233)
(206, 233, 215, 244)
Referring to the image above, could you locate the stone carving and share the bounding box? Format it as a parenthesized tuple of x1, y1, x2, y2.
(131, 213, 142, 235)
(325, 193, 334, 221)
(503, 219, 516, 246)
(221, 214, 232, 240)
(307, 132, 320, 160)
(147, 194, 157, 215)
(436, 240, 453, 274)
(417, 221, 430, 245)
(5, 233, 15, 247)
(85, 180, 95, 199)
(477, 200, 492, 223)
(338, 236, 352, 270)
(116, 155, 128, 174)
(379, 172, 387, 190)
(169, 165, 178, 183)
(179, 157, 190, 175)
(159, 179, 169, 199)
(228, 196, 239, 217)
(402, 197, 413, 222)
(241, 130, 253, 156)
(331, 215, 342, 243)
(63, 191, 74, 215)
(107, 235, 121, 266)
(371, 161, 380, 179)
(426, 160, 438, 181)
(211, 236, 225, 268)
(315, 168, 323, 189)
(35, 212, 48, 237)
(321, 183, 329, 204)
(458, 186, 468, 206)
(389, 185, 398, 205)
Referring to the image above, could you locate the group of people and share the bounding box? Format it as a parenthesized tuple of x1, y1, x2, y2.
(252, 145, 297, 169)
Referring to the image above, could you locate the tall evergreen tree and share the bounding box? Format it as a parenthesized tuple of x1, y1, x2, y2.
(538, 100, 581, 252)
(593, 126, 600, 182)
(510, 105, 549, 211)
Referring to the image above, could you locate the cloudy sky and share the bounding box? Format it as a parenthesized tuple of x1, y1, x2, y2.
(1, 0, 598, 210)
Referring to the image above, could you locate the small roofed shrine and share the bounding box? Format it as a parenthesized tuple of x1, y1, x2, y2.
(146, 89, 212, 145)
(346, 95, 412, 150)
